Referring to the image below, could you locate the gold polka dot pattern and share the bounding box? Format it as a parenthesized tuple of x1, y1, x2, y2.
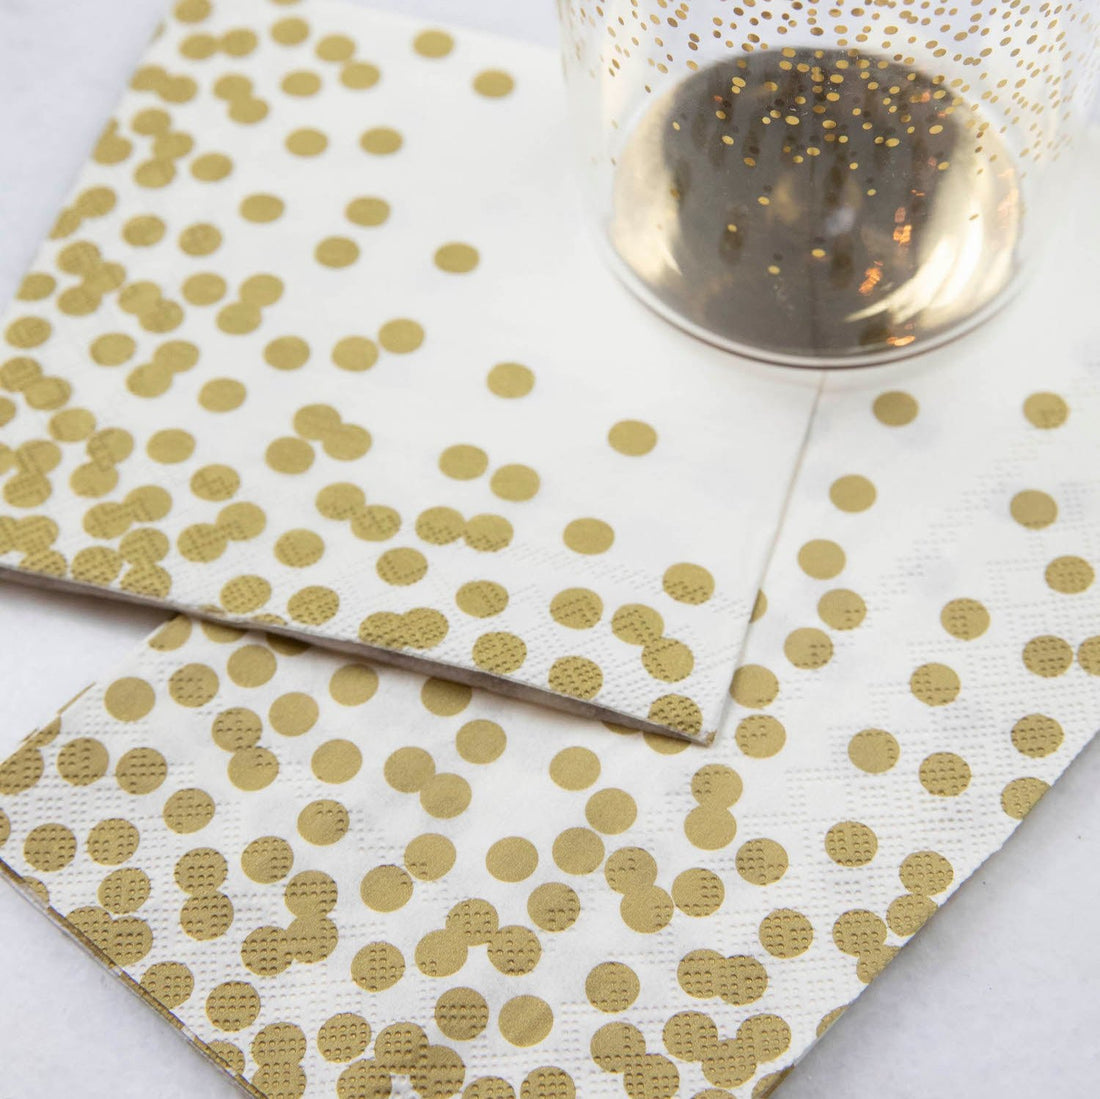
(0, 0, 831, 745)
(0, 577, 1092, 1099)
(4, 5, 1100, 1097)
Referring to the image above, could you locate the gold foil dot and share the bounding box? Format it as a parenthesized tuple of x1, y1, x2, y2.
(527, 882, 579, 933)
(378, 318, 424, 353)
(550, 746, 600, 790)
(191, 153, 232, 181)
(940, 597, 990, 640)
(86, 817, 139, 865)
(329, 663, 378, 705)
(1045, 555, 1093, 594)
(241, 193, 285, 223)
(473, 70, 515, 98)
(824, 821, 878, 866)
(297, 799, 350, 845)
(872, 391, 919, 425)
(487, 361, 533, 397)
(241, 836, 293, 884)
(268, 692, 319, 737)
(360, 865, 413, 913)
(919, 752, 972, 796)
(671, 868, 724, 917)
(57, 738, 109, 786)
(413, 30, 454, 58)
(563, 518, 614, 555)
(1023, 392, 1068, 429)
(286, 128, 328, 156)
(1010, 489, 1057, 529)
(735, 715, 786, 758)
(848, 728, 899, 773)
(817, 589, 867, 630)
(552, 827, 604, 874)
(663, 562, 714, 604)
(332, 335, 379, 371)
(726, 664, 778, 708)
(316, 236, 360, 267)
(439, 444, 488, 479)
(271, 17, 309, 46)
(608, 419, 658, 456)
(163, 788, 215, 833)
(341, 61, 380, 90)
(486, 837, 538, 882)
(829, 474, 876, 512)
(736, 838, 789, 885)
(797, 540, 846, 579)
(23, 823, 76, 872)
(350, 942, 405, 991)
(585, 788, 637, 834)
(435, 987, 489, 1041)
(472, 632, 527, 674)
(1001, 777, 1049, 819)
(205, 981, 260, 1032)
(360, 126, 403, 155)
(104, 677, 156, 722)
(282, 70, 321, 96)
(435, 243, 480, 273)
(909, 662, 961, 705)
(198, 378, 246, 411)
(317, 1014, 370, 1063)
(346, 196, 390, 227)
(498, 996, 553, 1047)
(1022, 635, 1074, 678)
(759, 909, 814, 958)
(649, 694, 703, 736)
(550, 588, 602, 629)
(548, 656, 603, 699)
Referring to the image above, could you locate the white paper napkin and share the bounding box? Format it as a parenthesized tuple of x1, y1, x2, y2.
(0, 0, 821, 741)
(3, 3, 1100, 1097)
(4, 125, 1100, 1094)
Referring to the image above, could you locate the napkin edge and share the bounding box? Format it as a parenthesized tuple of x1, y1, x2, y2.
(0, 567, 716, 744)
(0, 856, 261, 1098)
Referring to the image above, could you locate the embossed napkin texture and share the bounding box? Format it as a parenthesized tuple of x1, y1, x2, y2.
(0, 0, 823, 742)
(1, 312, 1098, 1097)
(3, 133, 1100, 1095)
(3, 0, 1100, 1095)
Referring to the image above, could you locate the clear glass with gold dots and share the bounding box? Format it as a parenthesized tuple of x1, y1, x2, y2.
(558, 0, 1099, 365)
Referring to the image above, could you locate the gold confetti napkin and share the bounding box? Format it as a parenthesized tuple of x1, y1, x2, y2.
(0, 0, 822, 742)
(3, 223, 1099, 1097)
(4, 0, 1100, 1093)
(0, 566, 1093, 1099)
(3, 129, 1099, 1099)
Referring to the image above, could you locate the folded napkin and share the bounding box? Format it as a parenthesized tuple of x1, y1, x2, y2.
(0, 617, 897, 1099)
(3, 131, 1099, 1099)
(0, 0, 822, 741)
(3, 272, 1098, 1088)
(4, 0, 1100, 1094)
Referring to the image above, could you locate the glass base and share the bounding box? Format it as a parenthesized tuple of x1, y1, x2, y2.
(608, 48, 1025, 368)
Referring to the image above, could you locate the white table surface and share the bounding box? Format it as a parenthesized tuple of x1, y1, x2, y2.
(1, 2, 1097, 1097)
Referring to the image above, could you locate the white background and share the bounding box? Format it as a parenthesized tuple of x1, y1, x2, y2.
(0, 2, 1097, 1097)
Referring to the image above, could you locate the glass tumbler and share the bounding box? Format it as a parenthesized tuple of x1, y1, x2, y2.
(558, 1, 1100, 366)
